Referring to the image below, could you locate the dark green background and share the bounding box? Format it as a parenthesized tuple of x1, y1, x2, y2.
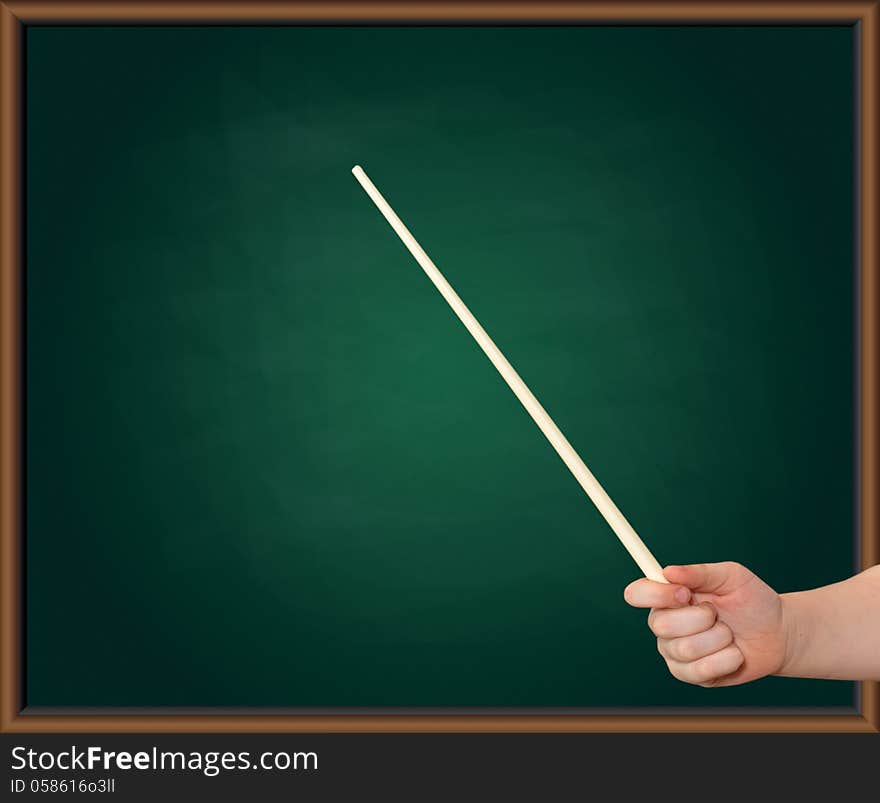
(26, 26, 855, 707)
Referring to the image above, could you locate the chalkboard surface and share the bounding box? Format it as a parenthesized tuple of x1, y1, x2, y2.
(26, 25, 854, 707)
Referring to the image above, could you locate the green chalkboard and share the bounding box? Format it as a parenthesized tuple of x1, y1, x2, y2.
(26, 25, 855, 708)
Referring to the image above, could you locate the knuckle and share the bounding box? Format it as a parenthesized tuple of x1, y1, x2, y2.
(700, 602, 718, 625)
(677, 638, 697, 662)
(652, 616, 672, 638)
(647, 611, 665, 636)
(692, 658, 716, 684)
(673, 665, 700, 686)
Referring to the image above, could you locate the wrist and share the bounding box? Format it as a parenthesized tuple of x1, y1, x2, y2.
(776, 591, 808, 677)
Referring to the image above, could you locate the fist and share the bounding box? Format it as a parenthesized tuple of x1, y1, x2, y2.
(624, 562, 787, 687)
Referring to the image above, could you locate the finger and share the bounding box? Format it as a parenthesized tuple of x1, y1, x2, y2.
(663, 562, 752, 595)
(657, 621, 734, 663)
(648, 601, 717, 638)
(624, 578, 691, 609)
(667, 644, 745, 686)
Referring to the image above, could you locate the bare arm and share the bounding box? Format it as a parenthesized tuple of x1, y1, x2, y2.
(780, 565, 880, 681)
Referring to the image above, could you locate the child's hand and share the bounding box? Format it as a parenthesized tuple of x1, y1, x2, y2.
(624, 563, 788, 687)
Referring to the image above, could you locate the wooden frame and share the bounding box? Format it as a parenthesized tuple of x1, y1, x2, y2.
(1, 1, 877, 733)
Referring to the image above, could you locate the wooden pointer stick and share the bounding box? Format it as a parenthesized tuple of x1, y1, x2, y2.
(352, 165, 666, 583)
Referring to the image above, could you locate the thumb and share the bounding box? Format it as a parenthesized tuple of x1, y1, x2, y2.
(663, 562, 752, 595)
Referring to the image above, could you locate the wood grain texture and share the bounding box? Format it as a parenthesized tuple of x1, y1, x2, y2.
(1, 1, 877, 733)
(1, 1, 876, 23)
(0, 0, 22, 736)
(2, 712, 878, 733)
(859, 0, 880, 734)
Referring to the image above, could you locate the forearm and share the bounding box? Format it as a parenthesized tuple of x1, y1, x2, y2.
(778, 565, 880, 681)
